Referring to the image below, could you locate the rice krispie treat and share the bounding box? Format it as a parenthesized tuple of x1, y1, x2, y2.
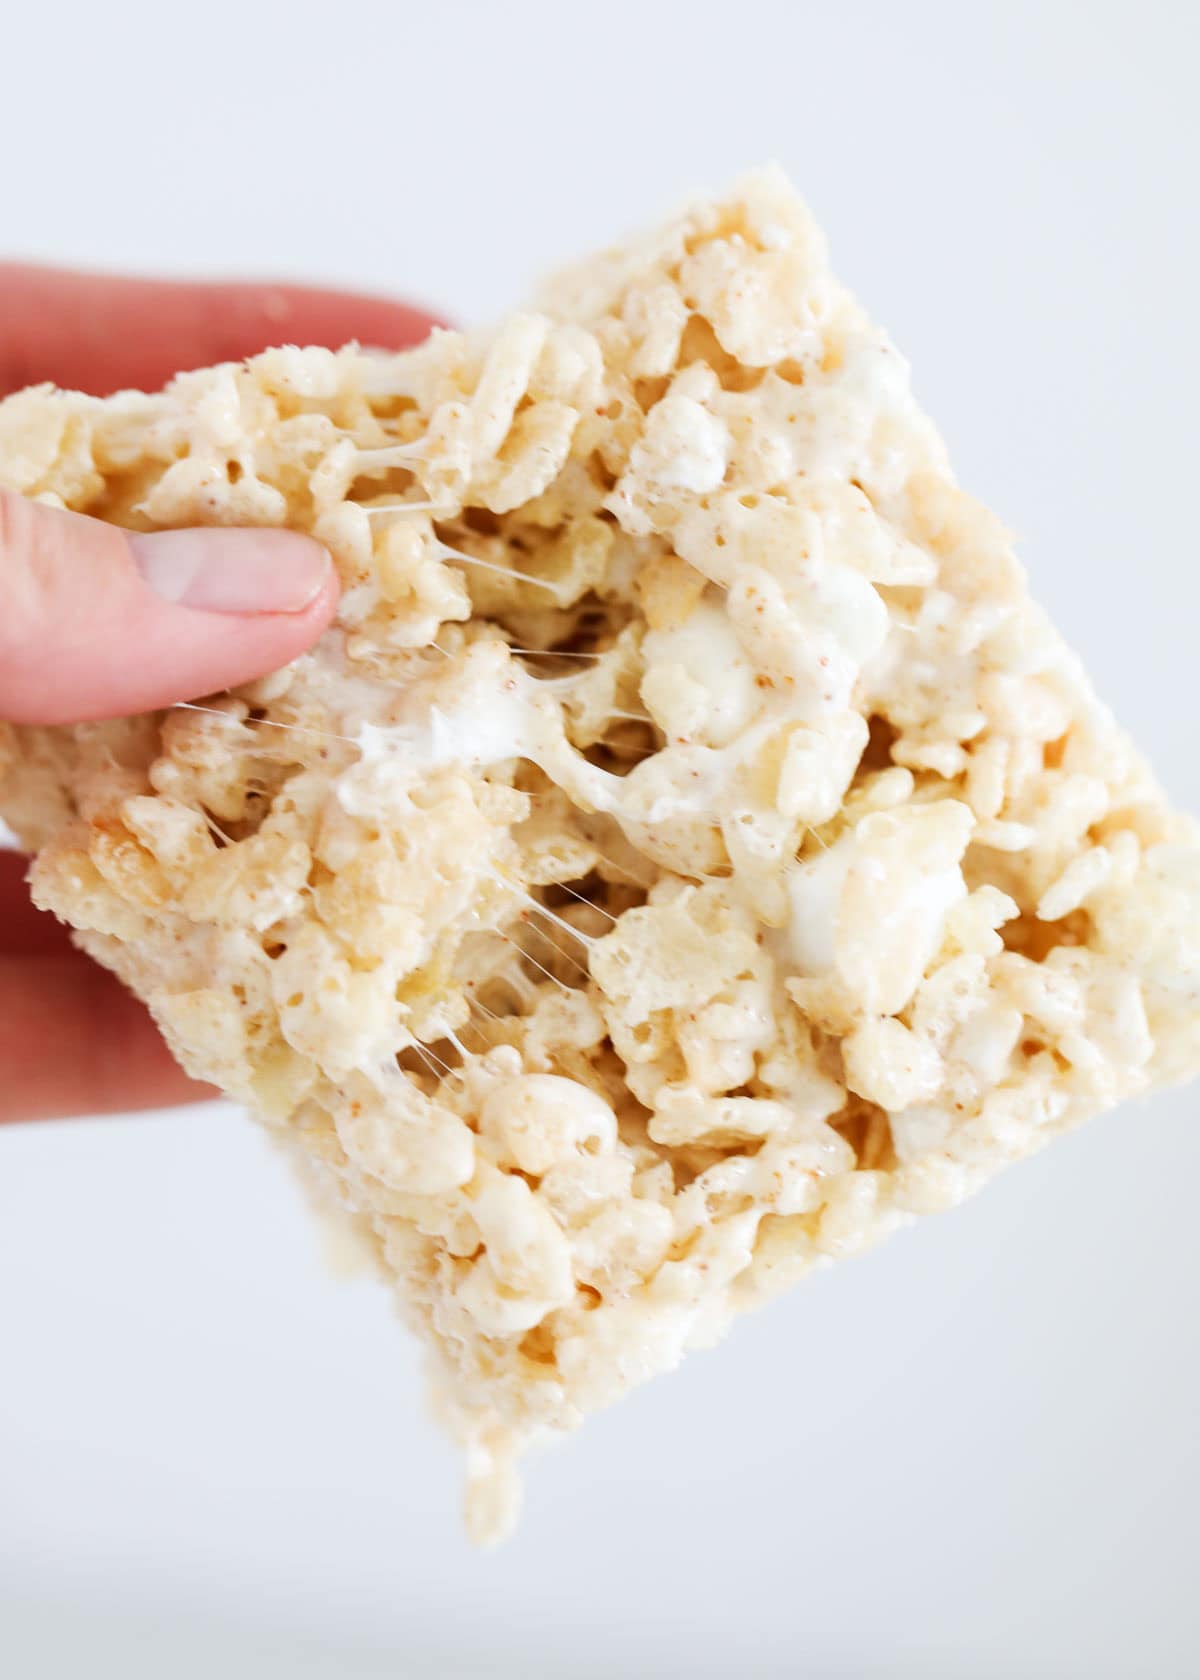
(3, 167, 1198, 1541)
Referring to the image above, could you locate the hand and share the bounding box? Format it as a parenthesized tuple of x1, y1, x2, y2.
(0, 269, 438, 1123)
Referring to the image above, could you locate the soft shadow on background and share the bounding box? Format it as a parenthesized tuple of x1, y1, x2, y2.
(3, 2, 1198, 1676)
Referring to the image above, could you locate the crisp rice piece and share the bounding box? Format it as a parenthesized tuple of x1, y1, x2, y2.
(3, 167, 1199, 1542)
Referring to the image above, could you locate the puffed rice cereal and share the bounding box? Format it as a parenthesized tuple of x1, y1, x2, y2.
(3, 168, 1198, 1542)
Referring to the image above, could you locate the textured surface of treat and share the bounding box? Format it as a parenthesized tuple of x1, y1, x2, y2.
(3, 167, 1199, 1542)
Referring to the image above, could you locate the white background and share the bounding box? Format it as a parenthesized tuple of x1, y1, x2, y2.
(2, 2, 1198, 1674)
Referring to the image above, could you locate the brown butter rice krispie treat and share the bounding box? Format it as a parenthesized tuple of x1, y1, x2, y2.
(3, 167, 1199, 1541)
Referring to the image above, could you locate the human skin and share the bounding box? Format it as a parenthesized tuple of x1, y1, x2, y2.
(0, 271, 438, 1121)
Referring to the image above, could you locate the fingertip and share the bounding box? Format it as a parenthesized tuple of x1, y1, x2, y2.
(0, 267, 446, 398)
(237, 538, 342, 662)
(129, 526, 338, 617)
(235, 286, 445, 359)
(121, 528, 343, 716)
(0, 496, 342, 725)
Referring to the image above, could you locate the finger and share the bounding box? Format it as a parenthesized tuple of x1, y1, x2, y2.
(0, 852, 75, 955)
(0, 950, 214, 1123)
(0, 267, 441, 398)
(0, 491, 339, 724)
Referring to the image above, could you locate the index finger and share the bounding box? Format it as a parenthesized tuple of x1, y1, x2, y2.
(0, 266, 442, 398)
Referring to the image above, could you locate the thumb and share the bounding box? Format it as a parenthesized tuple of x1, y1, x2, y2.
(0, 491, 337, 724)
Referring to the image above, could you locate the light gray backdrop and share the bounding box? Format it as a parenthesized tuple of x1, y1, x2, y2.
(2, 2, 1197, 1675)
